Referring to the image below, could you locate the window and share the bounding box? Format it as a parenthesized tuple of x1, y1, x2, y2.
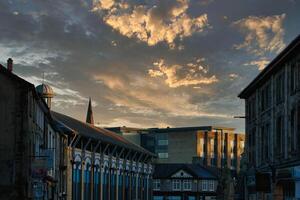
(298, 105, 300, 151)
(182, 180, 192, 191)
(168, 196, 181, 200)
(209, 180, 215, 191)
(276, 116, 284, 155)
(247, 97, 256, 121)
(261, 84, 271, 111)
(210, 138, 215, 156)
(172, 179, 181, 191)
(240, 141, 245, 150)
(153, 180, 160, 190)
(158, 153, 168, 159)
(201, 180, 208, 191)
(199, 138, 204, 157)
(261, 124, 270, 162)
(248, 128, 256, 165)
(230, 140, 234, 153)
(276, 73, 285, 104)
(157, 139, 168, 146)
(290, 109, 297, 152)
(291, 62, 297, 93)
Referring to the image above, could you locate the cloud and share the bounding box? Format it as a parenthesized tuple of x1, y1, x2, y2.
(148, 59, 218, 88)
(19, 75, 91, 107)
(229, 73, 239, 80)
(0, 43, 66, 67)
(234, 14, 286, 55)
(92, 0, 209, 48)
(92, 72, 229, 119)
(244, 59, 269, 71)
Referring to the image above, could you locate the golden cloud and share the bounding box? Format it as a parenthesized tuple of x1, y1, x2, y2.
(234, 14, 286, 55)
(92, 0, 209, 48)
(148, 59, 218, 88)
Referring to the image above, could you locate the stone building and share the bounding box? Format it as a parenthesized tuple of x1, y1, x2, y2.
(0, 59, 67, 199)
(152, 163, 218, 200)
(239, 34, 300, 199)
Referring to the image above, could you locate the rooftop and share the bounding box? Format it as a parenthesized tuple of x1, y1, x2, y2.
(153, 163, 218, 179)
(51, 111, 155, 156)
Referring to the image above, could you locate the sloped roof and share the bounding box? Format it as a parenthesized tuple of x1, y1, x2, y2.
(153, 163, 217, 179)
(51, 111, 155, 156)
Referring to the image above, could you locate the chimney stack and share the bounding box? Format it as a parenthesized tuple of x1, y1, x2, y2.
(7, 58, 13, 72)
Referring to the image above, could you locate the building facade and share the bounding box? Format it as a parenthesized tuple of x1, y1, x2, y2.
(0, 59, 67, 199)
(117, 126, 245, 172)
(53, 111, 155, 200)
(152, 164, 218, 200)
(239, 34, 300, 199)
(0, 58, 156, 200)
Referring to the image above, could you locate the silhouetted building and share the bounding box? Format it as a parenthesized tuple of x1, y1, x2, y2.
(239, 34, 300, 199)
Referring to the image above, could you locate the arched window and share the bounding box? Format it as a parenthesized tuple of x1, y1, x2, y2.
(93, 160, 101, 200)
(103, 168, 108, 200)
(110, 169, 116, 200)
(125, 172, 130, 200)
(118, 170, 123, 200)
(132, 173, 136, 200)
(84, 158, 91, 200)
(72, 155, 82, 200)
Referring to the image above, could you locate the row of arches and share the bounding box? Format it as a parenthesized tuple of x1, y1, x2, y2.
(71, 154, 152, 200)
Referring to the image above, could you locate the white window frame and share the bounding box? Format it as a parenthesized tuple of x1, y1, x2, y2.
(157, 139, 168, 146)
(209, 180, 215, 191)
(172, 179, 181, 191)
(182, 180, 192, 191)
(153, 179, 161, 190)
(202, 180, 208, 191)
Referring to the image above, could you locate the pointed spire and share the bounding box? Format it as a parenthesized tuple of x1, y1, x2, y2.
(86, 97, 94, 125)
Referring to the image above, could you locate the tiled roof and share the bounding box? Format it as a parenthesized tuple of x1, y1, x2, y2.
(153, 163, 218, 179)
(51, 111, 155, 156)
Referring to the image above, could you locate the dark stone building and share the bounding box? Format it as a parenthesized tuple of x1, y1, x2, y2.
(0, 59, 68, 199)
(239, 34, 300, 199)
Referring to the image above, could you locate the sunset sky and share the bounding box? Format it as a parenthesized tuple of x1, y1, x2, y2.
(0, 0, 299, 132)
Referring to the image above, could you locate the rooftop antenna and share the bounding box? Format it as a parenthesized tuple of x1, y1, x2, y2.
(42, 72, 45, 84)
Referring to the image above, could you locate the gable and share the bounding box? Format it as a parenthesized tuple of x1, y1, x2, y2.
(171, 169, 193, 178)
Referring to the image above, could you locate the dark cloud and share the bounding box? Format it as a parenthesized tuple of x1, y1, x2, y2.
(0, 0, 299, 132)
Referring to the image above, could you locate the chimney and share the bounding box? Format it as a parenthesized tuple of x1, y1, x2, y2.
(7, 58, 13, 72)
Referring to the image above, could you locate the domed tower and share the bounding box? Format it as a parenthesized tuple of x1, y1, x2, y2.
(36, 84, 54, 109)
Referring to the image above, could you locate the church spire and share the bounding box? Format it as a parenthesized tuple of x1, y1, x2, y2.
(86, 97, 94, 125)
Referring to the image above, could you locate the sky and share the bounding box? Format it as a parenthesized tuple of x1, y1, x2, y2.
(0, 0, 299, 132)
